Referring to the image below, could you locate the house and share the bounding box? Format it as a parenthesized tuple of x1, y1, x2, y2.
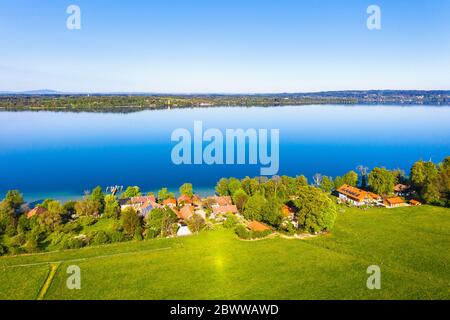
(384, 197, 407, 208)
(212, 205, 238, 216)
(336, 184, 381, 206)
(178, 205, 194, 221)
(207, 195, 232, 208)
(247, 221, 271, 232)
(409, 199, 422, 206)
(163, 198, 177, 208)
(177, 195, 192, 206)
(120, 196, 160, 216)
(177, 225, 192, 237)
(282, 204, 295, 220)
(394, 184, 411, 196)
(27, 206, 48, 219)
(192, 194, 203, 207)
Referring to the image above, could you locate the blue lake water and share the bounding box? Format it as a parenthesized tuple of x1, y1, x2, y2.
(1, 105, 450, 202)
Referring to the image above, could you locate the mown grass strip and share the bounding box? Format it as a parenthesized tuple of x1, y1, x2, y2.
(4, 246, 173, 269)
(36, 263, 60, 300)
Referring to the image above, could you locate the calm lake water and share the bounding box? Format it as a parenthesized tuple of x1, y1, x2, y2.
(1, 105, 450, 202)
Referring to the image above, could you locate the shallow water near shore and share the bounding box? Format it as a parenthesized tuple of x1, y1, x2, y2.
(1, 105, 450, 202)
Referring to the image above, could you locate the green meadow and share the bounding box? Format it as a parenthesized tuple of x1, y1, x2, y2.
(0, 205, 449, 300)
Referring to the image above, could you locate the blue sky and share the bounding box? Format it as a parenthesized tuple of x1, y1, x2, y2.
(0, 0, 449, 93)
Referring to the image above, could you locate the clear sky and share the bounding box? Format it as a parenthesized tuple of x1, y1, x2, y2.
(0, 0, 449, 93)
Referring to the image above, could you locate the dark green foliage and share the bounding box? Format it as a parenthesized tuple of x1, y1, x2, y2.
(120, 207, 141, 236)
(293, 186, 337, 233)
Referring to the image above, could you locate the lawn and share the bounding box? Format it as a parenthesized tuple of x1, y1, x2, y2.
(0, 205, 449, 300)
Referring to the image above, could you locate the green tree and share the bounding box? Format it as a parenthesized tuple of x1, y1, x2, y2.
(75, 196, 100, 217)
(145, 207, 178, 237)
(187, 213, 206, 233)
(293, 186, 337, 233)
(121, 186, 141, 199)
(91, 186, 105, 214)
(368, 167, 396, 195)
(342, 171, 358, 187)
(120, 207, 141, 236)
(38, 200, 62, 231)
(227, 178, 242, 196)
(179, 183, 194, 197)
(157, 188, 172, 202)
(232, 189, 249, 212)
(3, 190, 24, 213)
(104, 195, 120, 219)
(241, 177, 260, 196)
(320, 176, 334, 193)
(243, 194, 266, 221)
(262, 198, 283, 227)
(215, 178, 229, 196)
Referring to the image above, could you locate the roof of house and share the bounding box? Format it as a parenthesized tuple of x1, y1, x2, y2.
(178, 205, 194, 220)
(192, 194, 202, 205)
(27, 206, 47, 219)
(177, 195, 192, 204)
(394, 184, 410, 192)
(409, 199, 422, 206)
(337, 184, 380, 202)
(384, 197, 405, 206)
(247, 221, 271, 232)
(131, 195, 156, 204)
(163, 198, 177, 206)
(282, 204, 295, 218)
(213, 205, 238, 215)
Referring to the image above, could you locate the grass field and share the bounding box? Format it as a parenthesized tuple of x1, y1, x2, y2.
(0, 205, 449, 300)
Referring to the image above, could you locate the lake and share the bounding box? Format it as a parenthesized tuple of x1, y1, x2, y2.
(1, 105, 449, 202)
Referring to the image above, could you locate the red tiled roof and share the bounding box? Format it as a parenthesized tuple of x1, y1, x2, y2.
(27, 206, 47, 219)
(178, 206, 194, 220)
(213, 205, 238, 215)
(337, 184, 380, 202)
(247, 221, 271, 232)
(163, 198, 177, 206)
(384, 197, 405, 206)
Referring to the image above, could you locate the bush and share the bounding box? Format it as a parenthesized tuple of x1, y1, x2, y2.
(234, 224, 272, 239)
(0, 243, 8, 256)
(109, 230, 125, 243)
(145, 228, 158, 240)
(60, 236, 85, 250)
(223, 214, 239, 229)
(91, 231, 110, 245)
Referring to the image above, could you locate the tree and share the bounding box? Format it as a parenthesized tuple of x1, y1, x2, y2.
(3, 190, 24, 213)
(38, 200, 62, 231)
(187, 213, 206, 233)
(145, 207, 177, 237)
(75, 196, 100, 217)
(320, 176, 334, 193)
(227, 178, 242, 196)
(410, 160, 440, 204)
(120, 207, 141, 236)
(104, 195, 120, 219)
(157, 188, 171, 202)
(293, 186, 337, 233)
(243, 194, 266, 221)
(342, 171, 358, 187)
(262, 198, 283, 227)
(241, 177, 260, 196)
(357, 165, 369, 189)
(91, 186, 105, 214)
(232, 189, 249, 212)
(215, 178, 229, 196)
(179, 183, 193, 197)
(368, 167, 396, 195)
(121, 186, 141, 199)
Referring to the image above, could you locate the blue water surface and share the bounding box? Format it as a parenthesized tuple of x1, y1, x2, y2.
(0, 105, 449, 202)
